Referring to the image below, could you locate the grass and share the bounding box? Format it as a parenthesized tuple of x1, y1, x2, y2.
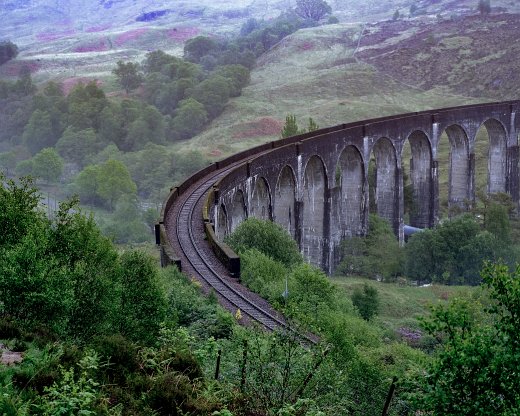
(331, 275, 476, 334)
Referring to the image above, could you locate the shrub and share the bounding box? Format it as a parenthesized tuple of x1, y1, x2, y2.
(225, 218, 302, 268)
(351, 283, 379, 321)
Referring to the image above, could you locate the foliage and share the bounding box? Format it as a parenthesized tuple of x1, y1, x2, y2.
(118, 250, 167, 344)
(0, 40, 18, 65)
(281, 114, 300, 138)
(56, 127, 103, 167)
(112, 60, 143, 94)
(405, 214, 516, 285)
(415, 262, 520, 415)
(225, 218, 302, 268)
(337, 214, 402, 280)
(22, 109, 56, 154)
(281, 115, 319, 138)
(478, 0, 491, 15)
(295, 0, 332, 21)
(170, 98, 208, 140)
(351, 283, 380, 321)
(31, 148, 63, 184)
(36, 352, 107, 415)
(73, 159, 137, 209)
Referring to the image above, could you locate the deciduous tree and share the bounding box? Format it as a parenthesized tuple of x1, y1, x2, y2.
(295, 0, 332, 21)
(113, 60, 143, 94)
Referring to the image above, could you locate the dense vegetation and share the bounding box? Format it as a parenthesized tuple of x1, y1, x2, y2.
(224, 217, 520, 415)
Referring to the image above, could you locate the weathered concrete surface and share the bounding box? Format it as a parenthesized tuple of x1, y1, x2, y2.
(209, 101, 520, 273)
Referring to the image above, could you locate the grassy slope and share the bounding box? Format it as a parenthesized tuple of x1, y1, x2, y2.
(176, 21, 483, 157)
(332, 276, 477, 334)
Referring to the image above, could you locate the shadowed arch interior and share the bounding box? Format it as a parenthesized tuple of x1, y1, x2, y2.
(250, 177, 271, 221)
(216, 204, 228, 240)
(479, 118, 507, 194)
(404, 131, 432, 228)
(230, 190, 246, 232)
(338, 145, 364, 237)
(302, 155, 327, 268)
(440, 124, 470, 213)
(370, 138, 398, 229)
(273, 165, 296, 238)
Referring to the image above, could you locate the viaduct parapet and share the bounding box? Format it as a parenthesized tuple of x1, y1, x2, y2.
(163, 101, 520, 274)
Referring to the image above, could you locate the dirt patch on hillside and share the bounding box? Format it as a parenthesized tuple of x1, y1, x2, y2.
(0, 344, 22, 366)
(232, 117, 283, 139)
(357, 13, 520, 99)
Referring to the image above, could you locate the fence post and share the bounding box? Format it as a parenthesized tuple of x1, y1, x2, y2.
(381, 376, 398, 416)
(214, 349, 222, 380)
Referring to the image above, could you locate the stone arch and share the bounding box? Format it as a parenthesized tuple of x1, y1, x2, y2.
(337, 145, 364, 237)
(439, 124, 470, 213)
(302, 155, 327, 268)
(403, 130, 432, 228)
(477, 118, 508, 194)
(369, 138, 398, 230)
(230, 190, 246, 232)
(274, 165, 296, 238)
(216, 204, 228, 240)
(250, 177, 271, 221)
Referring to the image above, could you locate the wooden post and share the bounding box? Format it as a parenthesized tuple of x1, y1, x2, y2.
(381, 376, 398, 416)
(214, 349, 222, 380)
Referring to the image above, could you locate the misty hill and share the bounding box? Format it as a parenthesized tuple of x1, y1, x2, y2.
(179, 10, 520, 157)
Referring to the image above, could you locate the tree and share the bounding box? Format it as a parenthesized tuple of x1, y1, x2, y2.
(225, 218, 302, 268)
(112, 61, 143, 94)
(392, 9, 400, 20)
(169, 98, 208, 141)
(118, 251, 167, 344)
(295, 0, 332, 21)
(189, 75, 231, 118)
(183, 36, 218, 63)
(416, 262, 520, 415)
(281, 114, 300, 138)
(22, 109, 56, 154)
(31, 148, 63, 184)
(352, 284, 379, 321)
(56, 127, 103, 166)
(73, 165, 102, 206)
(478, 0, 491, 15)
(0, 40, 18, 65)
(96, 159, 137, 210)
(215, 65, 251, 97)
(337, 214, 402, 280)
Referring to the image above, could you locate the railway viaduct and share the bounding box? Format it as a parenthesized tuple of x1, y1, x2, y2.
(160, 101, 520, 277)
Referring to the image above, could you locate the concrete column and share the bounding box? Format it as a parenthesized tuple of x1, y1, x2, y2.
(395, 163, 404, 243)
(468, 152, 475, 209)
(507, 145, 519, 211)
(323, 186, 331, 273)
(431, 160, 439, 226)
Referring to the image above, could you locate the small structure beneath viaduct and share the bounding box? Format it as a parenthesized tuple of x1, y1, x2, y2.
(203, 101, 520, 273)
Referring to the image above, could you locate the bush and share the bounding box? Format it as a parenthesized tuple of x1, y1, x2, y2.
(351, 284, 379, 321)
(225, 218, 302, 268)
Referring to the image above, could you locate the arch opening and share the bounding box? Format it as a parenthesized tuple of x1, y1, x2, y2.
(369, 138, 398, 232)
(274, 166, 296, 238)
(230, 190, 246, 232)
(337, 146, 364, 237)
(250, 177, 271, 221)
(438, 125, 470, 216)
(402, 131, 432, 228)
(302, 156, 327, 268)
(475, 118, 507, 196)
(216, 204, 228, 240)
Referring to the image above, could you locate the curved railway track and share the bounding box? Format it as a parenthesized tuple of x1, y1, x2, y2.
(164, 163, 316, 343)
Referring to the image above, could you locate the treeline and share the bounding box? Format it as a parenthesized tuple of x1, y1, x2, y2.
(0, 175, 399, 416)
(337, 193, 519, 286)
(0, 40, 18, 66)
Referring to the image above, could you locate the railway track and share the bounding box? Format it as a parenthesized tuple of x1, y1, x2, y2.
(165, 164, 317, 344)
